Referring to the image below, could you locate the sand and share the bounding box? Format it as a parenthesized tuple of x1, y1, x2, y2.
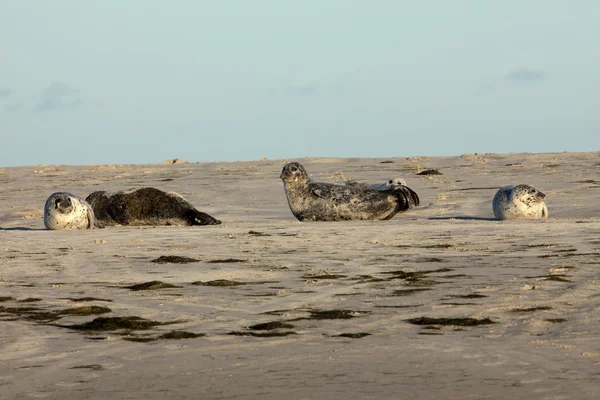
(1, 152, 599, 399)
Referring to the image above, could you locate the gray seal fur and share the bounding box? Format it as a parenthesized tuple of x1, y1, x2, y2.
(85, 187, 221, 226)
(44, 192, 102, 230)
(280, 162, 419, 221)
(492, 184, 548, 220)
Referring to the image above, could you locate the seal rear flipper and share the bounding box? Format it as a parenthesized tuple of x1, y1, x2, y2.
(405, 186, 420, 207)
(186, 209, 221, 226)
(391, 186, 420, 213)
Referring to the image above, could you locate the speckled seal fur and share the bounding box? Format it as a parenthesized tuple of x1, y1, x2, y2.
(86, 187, 221, 226)
(492, 184, 548, 220)
(44, 192, 101, 230)
(280, 162, 419, 221)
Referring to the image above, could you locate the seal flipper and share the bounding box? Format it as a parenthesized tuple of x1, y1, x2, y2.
(86, 207, 95, 229)
(391, 186, 420, 212)
(185, 209, 221, 226)
(93, 218, 106, 229)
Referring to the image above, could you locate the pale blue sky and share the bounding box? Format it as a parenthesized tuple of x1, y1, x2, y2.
(1, 1, 598, 166)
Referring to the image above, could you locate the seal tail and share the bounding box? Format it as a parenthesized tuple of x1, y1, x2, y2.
(392, 185, 420, 212)
(186, 209, 222, 226)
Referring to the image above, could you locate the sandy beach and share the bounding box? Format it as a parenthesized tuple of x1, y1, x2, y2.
(1, 152, 599, 399)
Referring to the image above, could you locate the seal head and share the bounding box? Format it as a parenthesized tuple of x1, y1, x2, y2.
(44, 192, 100, 230)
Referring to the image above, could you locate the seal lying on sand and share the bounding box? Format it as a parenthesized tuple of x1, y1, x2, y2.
(280, 162, 419, 221)
(86, 187, 221, 226)
(346, 178, 408, 191)
(44, 192, 102, 230)
(492, 184, 548, 220)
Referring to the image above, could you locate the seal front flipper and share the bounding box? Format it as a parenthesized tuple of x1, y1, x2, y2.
(185, 209, 221, 226)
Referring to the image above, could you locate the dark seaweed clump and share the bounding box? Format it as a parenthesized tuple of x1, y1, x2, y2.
(192, 279, 246, 287)
(405, 317, 495, 326)
(228, 331, 297, 338)
(159, 330, 205, 339)
(61, 297, 113, 302)
(335, 333, 371, 339)
(127, 330, 205, 341)
(544, 318, 567, 324)
(1, 305, 111, 322)
(308, 310, 362, 320)
(60, 316, 168, 331)
(206, 259, 247, 263)
(151, 255, 200, 264)
(417, 169, 443, 176)
(448, 294, 487, 299)
(390, 288, 432, 296)
(302, 274, 347, 280)
(509, 306, 552, 313)
(247, 230, 271, 236)
(18, 298, 42, 303)
(248, 321, 295, 331)
(125, 281, 180, 291)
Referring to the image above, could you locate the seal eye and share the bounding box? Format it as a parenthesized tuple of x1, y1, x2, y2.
(55, 199, 61, 208)
(291, 166, 298, 172)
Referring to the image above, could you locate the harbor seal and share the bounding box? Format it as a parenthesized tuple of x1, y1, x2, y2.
(346, 178, 408, 191)
(86, 187, 221, 226)
(44, 192, 102, 230)
(492, 184, 548, 220)
(280, 162, 419, 221)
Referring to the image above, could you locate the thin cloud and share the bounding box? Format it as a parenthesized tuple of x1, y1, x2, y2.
(34, 81, 84, 112)
(0, 88, 13, 98)
(505, 68, 545, 83)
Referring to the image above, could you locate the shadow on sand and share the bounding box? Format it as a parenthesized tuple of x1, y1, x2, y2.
(0, 227, 46, 231)
(428, 216, 497, 222)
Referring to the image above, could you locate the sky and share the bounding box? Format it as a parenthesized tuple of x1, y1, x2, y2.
(1, 1, 599, 166)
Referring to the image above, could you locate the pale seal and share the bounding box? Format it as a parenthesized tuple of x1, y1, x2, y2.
(280, 162, 419, 221)
(86, 187, 221, 226)
(44, 192, 102, 230)
(492, 184, 548, 220)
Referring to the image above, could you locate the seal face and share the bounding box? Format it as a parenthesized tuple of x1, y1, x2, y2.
(280, 162, 419, 221)
(86, 187, 221, 226)
(44, 192, 100, 230)
(492, 184, 548, 220)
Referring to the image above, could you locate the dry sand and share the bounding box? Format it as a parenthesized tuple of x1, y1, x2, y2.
(1, 152, 599, 399)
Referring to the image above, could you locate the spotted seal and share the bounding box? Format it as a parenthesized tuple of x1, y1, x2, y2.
(280, 162, 419, 221)
(492, 184, 548, 220)
(85, 187, 221, 226)
(44, 192, 102, 230)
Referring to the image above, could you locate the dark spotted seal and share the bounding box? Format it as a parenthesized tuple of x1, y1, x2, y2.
(44, 192, 102, 230)
(492, 184, 548, 220)
(280, 162, 419, 221)
(86, 187, 221, 226)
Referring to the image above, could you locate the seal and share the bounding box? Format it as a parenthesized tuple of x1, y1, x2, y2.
(85, 187, 221, 226)
(492, 184, 548, 220)
(44, 192, 102, 230)
(346, 178, 408, 191)
(280, 162, 419, 221)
